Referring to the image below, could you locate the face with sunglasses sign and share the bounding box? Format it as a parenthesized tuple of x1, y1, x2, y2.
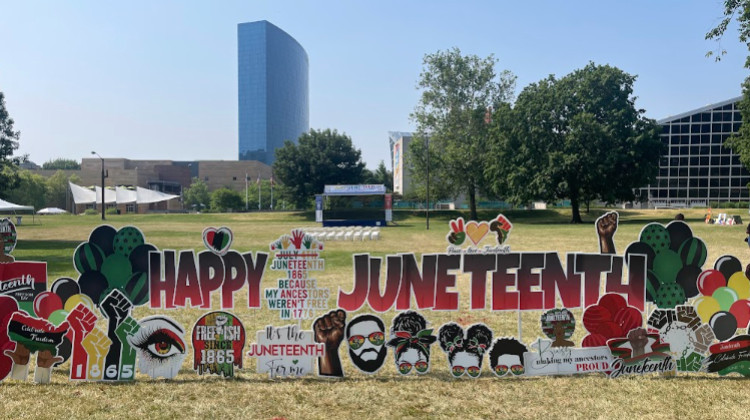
(438, 323, 493, 378)
(386, 311, 437, 375)
(489, 338, 527, 378)
(346, 314, 388, 374)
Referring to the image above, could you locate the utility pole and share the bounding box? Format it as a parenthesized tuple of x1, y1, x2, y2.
(91, 151, 105, 220)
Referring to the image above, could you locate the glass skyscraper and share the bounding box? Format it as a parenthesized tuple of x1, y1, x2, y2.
(238, 21, 309, 165)
(642, 97, 749, 206)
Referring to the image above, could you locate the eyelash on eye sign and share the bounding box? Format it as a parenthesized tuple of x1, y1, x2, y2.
(130, 318, 186, 363)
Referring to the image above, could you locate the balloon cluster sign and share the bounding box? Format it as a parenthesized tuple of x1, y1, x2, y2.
(3, 213, 750, 383)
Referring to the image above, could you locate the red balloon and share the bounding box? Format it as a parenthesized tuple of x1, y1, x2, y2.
(730, 299, 750, 329)
(598, 293, 628, 318)
(583, 305, 612, 334)
(614, 307, 642, 333)
(595, 321, 624, 340)
(698, 269, 727, 296)
(582, 333, 607, 347)
(33, 292, 63, 320)
(0, 296, 18, 323)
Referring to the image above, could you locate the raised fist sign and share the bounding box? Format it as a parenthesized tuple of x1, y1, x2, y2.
(313, 309, 346, 377)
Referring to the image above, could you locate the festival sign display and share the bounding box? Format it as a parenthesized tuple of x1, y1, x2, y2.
(704, 335, 750, 377)
(247, 324, 324, 378)
(130, 315, 187, 379)
(265, 229, 328, 320)
(5, 311, 69, 383)
(646, 306, 715, 372)
(386, 311, 436, 375)
(437, 323, 493, 378)
(345, 314, 387, 374)
(607, 327, 676, 378)
(489, 338, 527, 378)
(446, 214, 512, 254)
(9, 212, 750, 383)
(148, 227, 268, 309)
(313, 309, 346, 378)
(692, 255, 750, 341)
(0, 219, 47, 315)
(524, 308, 614, 376)
(192, 311, 246, 378)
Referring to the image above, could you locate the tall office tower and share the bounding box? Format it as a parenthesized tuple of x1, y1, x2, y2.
(238, 20, 309, 165)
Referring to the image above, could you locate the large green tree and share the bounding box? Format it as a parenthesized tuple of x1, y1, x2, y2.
(6, 170, 47, 209)
(0, 92, 22, 199)
(210, 188, 244, 212)
(492, 63, 662, 223)
(183, 177, 210, 211)
(42, 158, 80, 170)
(410, 47, 516, 220)
(45, 170, 81, 209)
(362, 161, 393, 192)
(707, 1, 750, 169)
(273, 128, 366, 209)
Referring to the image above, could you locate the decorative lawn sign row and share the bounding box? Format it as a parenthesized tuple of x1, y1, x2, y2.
(2, 212, 750, 383)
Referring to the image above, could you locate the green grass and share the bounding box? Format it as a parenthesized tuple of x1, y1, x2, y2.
(2, 208, 750, 419)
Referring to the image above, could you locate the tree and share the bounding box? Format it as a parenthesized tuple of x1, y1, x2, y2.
(410, 48, 516, 220)
(362, 161, 393, 192)
(45, 170, 81, 209)
(42, 158, 80, 170)
(183, 177, 210, 211)
(273, 128, 366, 209)
(210, 188, 244, 212)
(0, 92, 22, 199)
(495, 63, 662, 223)
(6, 170, 47, 209)
(707, 2, 750, 169)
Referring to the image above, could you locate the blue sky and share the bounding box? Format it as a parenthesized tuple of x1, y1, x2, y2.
(1, 1, 748, 169)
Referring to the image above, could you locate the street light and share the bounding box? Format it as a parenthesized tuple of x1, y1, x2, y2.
(91, 151, 105, 221)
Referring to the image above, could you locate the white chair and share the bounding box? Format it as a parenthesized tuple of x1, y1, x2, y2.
(326, 230, 337, 241)
(335, 229, 346, 241)
(352, 228, 363, 241)
(369, 228, 380, 241)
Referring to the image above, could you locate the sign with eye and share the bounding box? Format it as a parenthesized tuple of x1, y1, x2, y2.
(129, 316, 187, 379)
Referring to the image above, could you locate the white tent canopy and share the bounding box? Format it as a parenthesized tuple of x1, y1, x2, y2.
(69, 182, 179, 206)
(69, 182, 97, 204)
(0, 198, 34, 212)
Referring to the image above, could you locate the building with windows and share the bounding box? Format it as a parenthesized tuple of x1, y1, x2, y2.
(642, 97, 749, 207)
(238, 20, 309, 165)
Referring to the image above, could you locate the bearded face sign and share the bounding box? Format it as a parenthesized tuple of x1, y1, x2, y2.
(346, 314, 387, 374)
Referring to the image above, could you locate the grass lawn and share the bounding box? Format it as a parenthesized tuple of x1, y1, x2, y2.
(1, 208, 750, 419)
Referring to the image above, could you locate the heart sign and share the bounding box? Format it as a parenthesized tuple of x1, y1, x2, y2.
(203, 227, 233, 256)
(465, 221, 489, 245)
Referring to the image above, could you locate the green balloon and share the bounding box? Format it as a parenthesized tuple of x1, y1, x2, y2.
(652, 250, 683, 284)
(712, 286, 739, 311)
(113, 226, 145, 257)
(48, 309, 69, 326)
(640, 223, 671, 255)
(100, 253, 133, 290)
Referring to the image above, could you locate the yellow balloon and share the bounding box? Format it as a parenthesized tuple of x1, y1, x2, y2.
(695, 296, 721, 322)
(64, 293, 95, 312)
(728, 272, 750, 300)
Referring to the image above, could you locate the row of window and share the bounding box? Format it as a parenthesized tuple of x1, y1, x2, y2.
(653, 178, 750, 188)
(664, 134, 732, 145)
(660, 156, 743, 166)
(666, 123, 740, 134)
(659, 167, 748, 177)
(649, 188, 749, 199)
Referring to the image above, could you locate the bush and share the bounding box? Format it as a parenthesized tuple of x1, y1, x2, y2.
(106, 208, 119, 215)
(83, 209, 98, 216)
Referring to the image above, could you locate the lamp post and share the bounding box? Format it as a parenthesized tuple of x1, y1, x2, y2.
(426, 136, 430, 230)
(91, 151, 105, 220)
